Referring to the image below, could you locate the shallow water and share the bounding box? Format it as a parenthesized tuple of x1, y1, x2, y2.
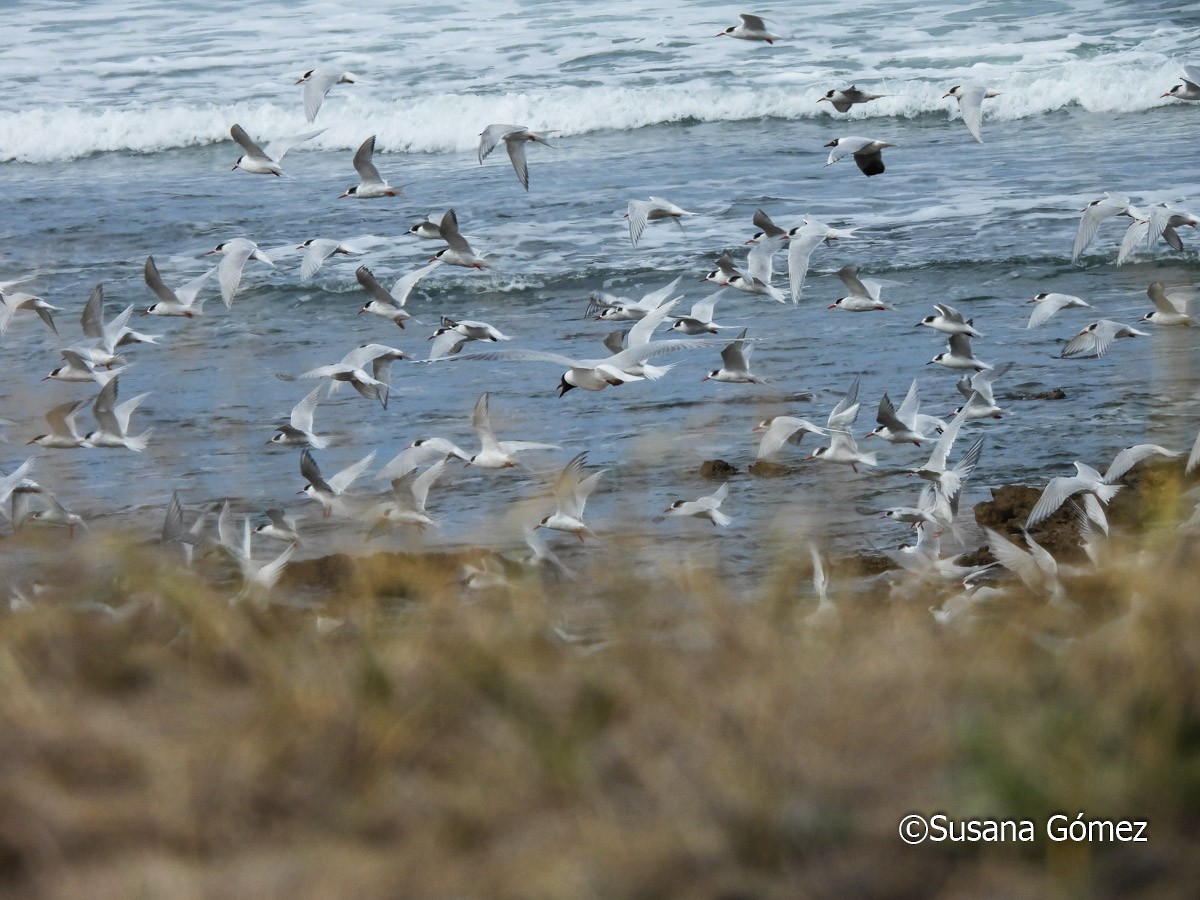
(2, 1, 1199, 581)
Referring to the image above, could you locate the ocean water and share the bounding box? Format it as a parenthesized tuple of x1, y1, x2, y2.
(2, 0, 1199, 584)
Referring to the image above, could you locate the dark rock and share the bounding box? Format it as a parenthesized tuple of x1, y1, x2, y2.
(1015, 387, 1067, 401)
(700, 459, 739, 479)
(973, 483, 1081, 559)
(748, 460, 791, 478)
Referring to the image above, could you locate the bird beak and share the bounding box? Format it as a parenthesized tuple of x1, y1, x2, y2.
(941, 92, 952, 99)
(826, 303, 837, 309)
(817, 97, 827, 103)
(141, 310, 151, 316)
(338, 192, 349, 199)
(205, 249, 218, 255)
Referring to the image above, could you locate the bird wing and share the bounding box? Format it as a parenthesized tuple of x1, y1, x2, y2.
(265, 127, 326, 164)
(746, 234, 784, 283)
(471, 392, 501, 454)
(478, 124, 522, 163)
(390, 260, 441, 306)
(356, 266, 396, 306)
(787, 227, 825, 304)
(175, 267, 215, 306)
(1072, 194, 1129, 263)
(955, 85, 988, 143)
(751, 208, 782, 238)
(827, 375, 862, 430)
(46, 399, 88, 437)
(351, 135, 382, 182)
(895, 379, 921, 425)
(230, 123, 267, 159)
(504, 136, 532, 190)
(1103, 444, 1179, 483)
(553, 452, 588, 517)
(143, 256, 176, 304)
(80, 284, 105, 339)
(626, 200, 651, 246)
(1117, 219, 1149, 264)
(626, 299, 678, 348)
(217, 240, 258, 307)
(329, 451, 376, 495)
(289, 386, 322, 432)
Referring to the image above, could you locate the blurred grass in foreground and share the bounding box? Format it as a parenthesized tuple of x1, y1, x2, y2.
(0, 511, 1198, 899)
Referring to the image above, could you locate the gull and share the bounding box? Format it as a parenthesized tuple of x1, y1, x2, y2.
(828, 265, 893, 311)
(429, 316, 512, 360)
(254, 508, 301, 545)
(809, 376, 877, 472)
(1058, 320, 1147, 359)
(625, 197, 697, 247)
(43, 348, 123, 385)
(929, 332, 991, 371)
(953, 362, 1013, 420)
(340, 135, 399, 198)
(367, 459, 447, 535)
(142, 255, 214, 317)
(1026, 292, 1090, 329)
(356, 261, 440, 328)
(406, 211, 451, 240)
(1026, 461, 1120, 533)
(817, 85, 885, 113)
(205, 238, 274, 308)
(296, 69, 360, 122)
(301, 343, 409, 408)
(588, 275, 682, 321)
(0, 292, 58, 335)
(916, 302, 983, 337)
(229, 123, 325, 176)
(703, 328, 764, 383)
(269, 385, 328, 449)
(701, 236, 785, 302)
(537, 452, 605, 541)
(823, 136, 893, 177)
(74, 285, 155, 368)
(866, 381, 939, 445)
(27, 399, 89, 449)
(432, 208, 495, 269)
(785, 217, 856, 304)
(942, 84, 998, 143)
(752, 415, 827, 460)
(299, 448, 376, 518)
(666, 483, 732, 526)
(1072, 192, 1134, 264)
(716, 13, 781, 43)
(1139, 281, 1193, 326)
(1160, 65, 1200, 101)
(669, 291, 734, 335)
(466, 392, 560, 468)
(478, 124, 554, 191)
(298, 238, 364, 280)
(85, 376, 153, 451)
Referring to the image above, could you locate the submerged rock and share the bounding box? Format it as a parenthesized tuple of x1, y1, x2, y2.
(700, 459, 738, 479)
(748, 460, 791, 478)
(1015, 387, 1067, 401)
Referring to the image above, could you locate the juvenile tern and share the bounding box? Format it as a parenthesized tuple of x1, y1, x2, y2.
(669, 291, 733, 335)
(478, 124, 554, 191)
(1026, 292, 1090, 329)
(587, 275, 682, 321)
(704, 328, 764, 383)
(43, 348, 123, 385)
(823, 136, 893, 177)
(1058, 320, 1147, 359)
(828, 265, 892, 311)
(666, 483, 732, 527)
(716, 13, 781, 43)
(229, 123, 325, 176)
(207, 238, 274, 308)
(302, 343, 409, 408)
(269, 386, 329, 449)
(917, 302, 983, 337)
(27, 399, 89, 449)
(467, 392, 561, 468)
(339, 135, 399, 198)
(432, 208, 495, 269)
(929, 332, 991, 371)
(356, 262, 440, 328)
(142, 255, 214, 317)
(809, 376, 877, 472)
(537, 452, 605, 541)
(254, 508, 301, 545)
(701, 237, 785, 303)
(953, 363, 1013, 420)
(752, 416, 827, 460)
(817, 85, 885, 113)
(406, 211, 451, 240)
(367, 460, 447, 535)
(1139, 281, 1193, 326)
(298, 238, 363, 280)
(296, 69, 360, 122)
(1071, 193, 1133, 264)
(85, 376, 153, 451)
(746, 208, 787, 243)
(0, 293, 58, 335)
(625, 198, 697, 247)
(942, 84, 997, 143)
(299, 448, 376, 518)
(866, 383, 938, 445)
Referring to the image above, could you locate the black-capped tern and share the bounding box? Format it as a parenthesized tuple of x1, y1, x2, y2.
(296, 69, 360, 122)
(716, 13, 781, 43)
(823, 136, 893, 177)
(666, 483, 732, 527)
(229, 123, 325, 176)
(478, 124, 554, 191)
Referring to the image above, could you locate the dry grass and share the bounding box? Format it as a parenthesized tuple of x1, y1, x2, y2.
(1, 515, 1199, 899)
